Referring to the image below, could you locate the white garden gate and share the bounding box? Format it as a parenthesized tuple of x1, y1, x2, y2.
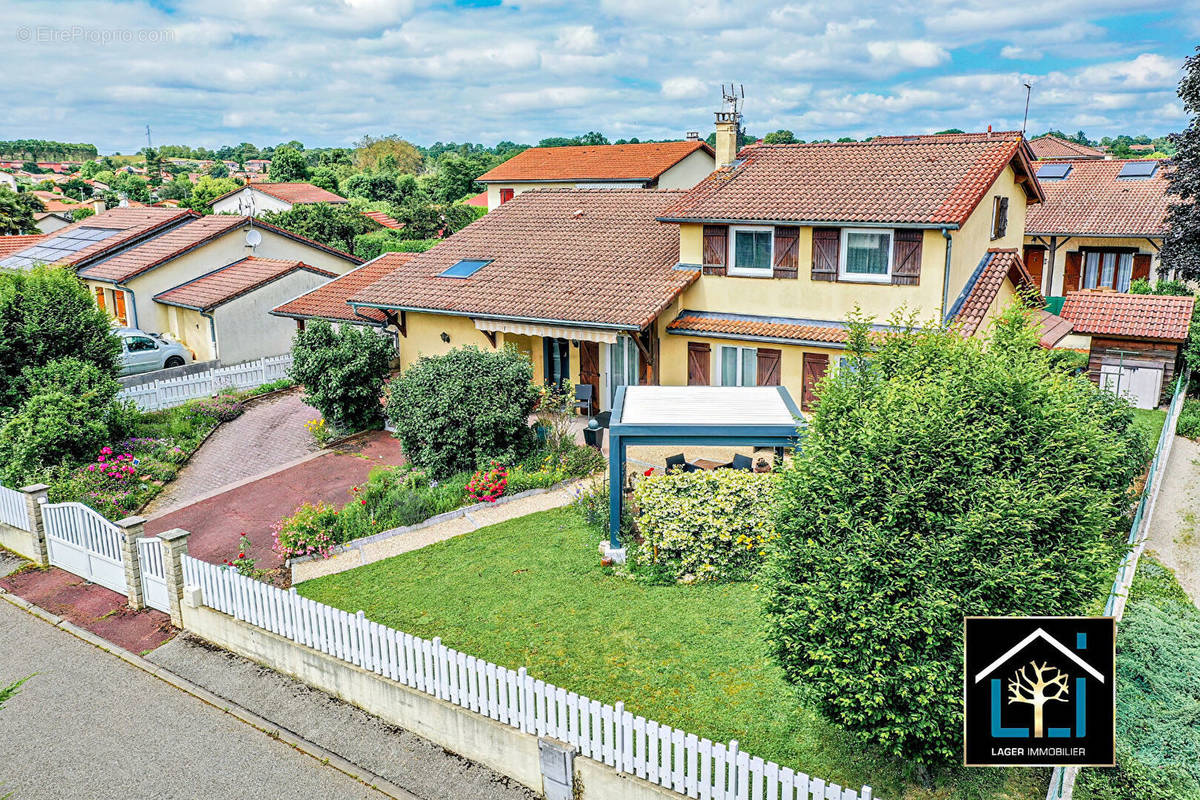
(137, 537, 170, 613)
(41, 502, 127, 595)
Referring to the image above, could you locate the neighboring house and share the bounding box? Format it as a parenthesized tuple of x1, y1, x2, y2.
(475, 140, 715, 211)
(1024, 159, 1170, 296)
(0, 234, 45, 260)
(465, 191, 488, 209)
(1028, 135, 1106, 161)
(29, 191, 91, 233)
(341, 125, 1045, 414)
(210, 182, 349, 216)
(1056, 292, 1195, 408)
(0, 171, 17, 191)
(361, 210, 403, 229)
(153, 257, 337, 363)
(0, 206, 361, 363)
(245, 159, 271, 173)
(271, 253, 417, 332)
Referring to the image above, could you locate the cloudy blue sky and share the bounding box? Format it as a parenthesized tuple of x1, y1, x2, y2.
(3, 0, 1197, 153)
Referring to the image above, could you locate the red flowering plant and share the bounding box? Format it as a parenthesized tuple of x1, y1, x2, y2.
(466, 462, 508, 503)
(222, 534, 262, 578)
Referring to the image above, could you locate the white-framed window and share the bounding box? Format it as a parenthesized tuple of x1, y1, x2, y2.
(728, 225, 774, 277)
(719, 345, 757, 386)
(1083, 251, 1135, 292)
(607, 335, 639, 406)
(838, 228, 893, 282)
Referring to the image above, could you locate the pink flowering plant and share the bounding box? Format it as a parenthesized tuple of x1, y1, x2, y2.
(51, 437, 187, 518)
(466, 462, 508, 503)
(272, 501, 340, 560)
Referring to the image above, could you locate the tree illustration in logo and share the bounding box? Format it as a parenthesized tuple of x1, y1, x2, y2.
(1007, 661, 1070, 737)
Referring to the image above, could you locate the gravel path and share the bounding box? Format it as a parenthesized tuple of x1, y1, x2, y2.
(1145, 435, 1200, 607)
(143, 390, 321, 515)
(148, 633, 537, 800)
(0, 600, 384, 800)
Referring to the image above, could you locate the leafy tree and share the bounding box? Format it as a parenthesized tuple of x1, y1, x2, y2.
(0, 390, 112, 484)
(385, 345, 540, 478)
(60, 177, 91, 201)
(112, 172, 150, 203)
(157, 177, 193, 202)
(0, 266, 121, 413)
(538, 132, 609, 147)
(309, 165, 341, 193)
(289, 319, 393, 432)
(80, 160, 100, 179)
(934, 128, 964, 135)
(268, 146, 309, 182)
(187, 176, 241, 212)
(70, 207, 95, 222)
(0, 186, 43, 234)
(1130, 278, 1199, 387)
(142, 147, 163, 187)
(426, 152, 493, 203)
(836, 136, 857, 142)
(260, 203, 377, 253)
(762, 307, 1146, 772)
(352, 135, 423, 173)
(206, 162, 229, 179)
(763, 130, 797, 144)
(390, 200, 479, 239)
(1162, 46, 1200, 283)
(340, 170, 419, 205)
(352, 231, 438, 260)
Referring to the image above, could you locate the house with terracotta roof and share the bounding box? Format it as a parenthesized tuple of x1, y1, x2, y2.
(1028, 135, 1106, 161)
(1024, 159, 1170, 296)
(153, 257, 337, 363)
(271, 253, 418, 331)
(0, 206, 361, 364)
(475, 140, 715, 211)
(210, 182, 349, 217)
(1056, 292, 1195, 407)
(340, 121, 1046, 413)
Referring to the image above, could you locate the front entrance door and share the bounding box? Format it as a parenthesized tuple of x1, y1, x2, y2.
(687, 342, 710, 385)
(579, 341, 600, 407)
(608, 335, 639, 406)
(543, 338, 570, 388)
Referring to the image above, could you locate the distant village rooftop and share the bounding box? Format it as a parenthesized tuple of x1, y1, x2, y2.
(476, 140, 713, 183)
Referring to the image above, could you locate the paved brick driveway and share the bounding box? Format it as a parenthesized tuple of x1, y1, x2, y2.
(143, 390, 322, 515)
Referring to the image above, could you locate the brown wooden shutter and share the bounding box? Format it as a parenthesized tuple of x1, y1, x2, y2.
(891, 229, 923, 285)
(94, 286, 105, 311)
(1132, 253, 1152, 284)
(702, 225, 727, 276)
(801, 353, 828, 413)
(811, 228, 839, 281)
(756, 348, 781, 386)
(687, 342, 710, 386)
(1063, 251, 1082, 292)
(1023, 246, 1045, 289)
(772, 227, 799, 279)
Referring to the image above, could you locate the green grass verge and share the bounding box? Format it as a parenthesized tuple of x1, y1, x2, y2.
(298, 507, 1043, 800)
(1130, 408, 1167, 452)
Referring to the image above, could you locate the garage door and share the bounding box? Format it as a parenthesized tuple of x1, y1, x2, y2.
(1100, 363, 1163, 409)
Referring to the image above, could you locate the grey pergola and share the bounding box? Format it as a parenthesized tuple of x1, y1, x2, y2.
(605, 385, 805, 550)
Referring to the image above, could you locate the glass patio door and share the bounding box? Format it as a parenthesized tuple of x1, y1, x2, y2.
(608, 335, 639, 407)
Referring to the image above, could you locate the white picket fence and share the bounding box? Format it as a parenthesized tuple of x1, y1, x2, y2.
(0, 484, 29, 531)
(118, 354, 293, 411)
(183, 555, 875, 800)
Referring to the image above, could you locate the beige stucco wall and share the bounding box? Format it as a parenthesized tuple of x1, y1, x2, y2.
(169, 305, 216, 362)
(82, 225, 357, 336)
(485, 181, 576, 211)
(1023, 235, 1162, 296)
(211, 187, 294, 216)
(946, 165, 1028, 299)
(212, 269, 334, 364)
(656, 149, 716, 190)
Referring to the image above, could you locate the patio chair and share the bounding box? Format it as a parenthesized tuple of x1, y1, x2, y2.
(664, 453, 698, 473)
(728, 453, 753, 471)
(573, 384, 594, 416)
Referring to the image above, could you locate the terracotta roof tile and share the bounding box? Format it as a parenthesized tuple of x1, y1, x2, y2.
(350, 189, 695, 329)
(477, 141, 713, 183)
(870, 130, 1023, 144)
(0, 234, 46, 259)
(465, 191, 489, 207)
(272, 255, 418, 325)
(946, 248, 1041, 336)
(1035, 310, 1075, 348)
(660, 138, 1039, 226)
(212, 182, 348, 207)
(79, 214, 249, 282)
(666, 311, 857, 345)
(154, 257, 336, 311)
(1058, 291, 1195, 342)
(0, 207, 196, 269)
(361, 210, 404, 229)
(1025, 159, 1171, 237)
(1028, 135, 1106, 160)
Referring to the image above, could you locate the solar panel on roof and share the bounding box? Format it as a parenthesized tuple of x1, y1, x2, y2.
(1036, 163, 1072, 181)
(1118, 161, 1158, 179)
(0, 227, 123, 269)
(439, 259, 492, 278)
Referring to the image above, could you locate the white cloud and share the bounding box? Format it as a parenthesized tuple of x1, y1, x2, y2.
(1000, 46, 1041, 60)
(661, 77, 708, 99)
(866, 40, 950, 68)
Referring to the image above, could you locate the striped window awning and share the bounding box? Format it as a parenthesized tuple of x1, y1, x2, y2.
(472, 318, 620, 344)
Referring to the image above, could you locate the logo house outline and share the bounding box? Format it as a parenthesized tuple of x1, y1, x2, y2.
(973, 627, 1104, 740)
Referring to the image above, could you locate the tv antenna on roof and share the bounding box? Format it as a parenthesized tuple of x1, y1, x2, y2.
(721, 84, 744, 116)
(1022, 82, 1032, 136)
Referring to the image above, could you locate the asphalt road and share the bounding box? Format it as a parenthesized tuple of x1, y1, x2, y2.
(0, 599, 386, 800)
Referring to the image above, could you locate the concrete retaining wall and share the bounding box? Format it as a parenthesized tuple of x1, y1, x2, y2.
(182, 601, 681, 800)
(0, 520, 38, 562)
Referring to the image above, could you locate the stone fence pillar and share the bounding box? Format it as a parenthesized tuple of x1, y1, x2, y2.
(158, 528, 191, 628)
(19, 484, 49, 568)
(115, 516, 146, 611)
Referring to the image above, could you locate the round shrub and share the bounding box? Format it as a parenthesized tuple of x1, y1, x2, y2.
(633, 469, 779, 581)
(290, 319, 394, 433)
(0, 391, 110, 484)
(762, 308, 1147, 770)
(386, 345, 540, 478)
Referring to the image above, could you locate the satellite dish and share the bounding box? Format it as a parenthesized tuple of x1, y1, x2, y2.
(245, 229, 262, 247)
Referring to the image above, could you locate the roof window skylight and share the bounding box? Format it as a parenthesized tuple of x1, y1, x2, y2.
(439, 259, 491, 278)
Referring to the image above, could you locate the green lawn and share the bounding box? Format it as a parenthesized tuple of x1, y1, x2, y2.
(1130, 407, 1168, 451)
(299, 507, 1042, 800)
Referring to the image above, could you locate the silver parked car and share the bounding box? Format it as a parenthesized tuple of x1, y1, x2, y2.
(115, 327, 193, 375)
